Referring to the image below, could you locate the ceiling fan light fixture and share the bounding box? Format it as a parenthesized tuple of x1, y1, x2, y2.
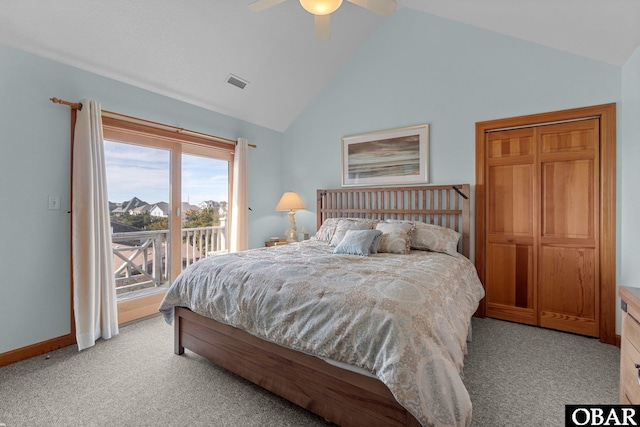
(299, 0, 343, 15)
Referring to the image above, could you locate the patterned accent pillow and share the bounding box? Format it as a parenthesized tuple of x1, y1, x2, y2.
(329, 219, 378, 247)
(375, 222, 414, 254)
(412, 223, 461, 256)
(311, 218, 341, 242)
(333, 229, 383, 256)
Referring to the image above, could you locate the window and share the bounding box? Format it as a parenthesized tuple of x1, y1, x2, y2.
(102, 116, 234, 323)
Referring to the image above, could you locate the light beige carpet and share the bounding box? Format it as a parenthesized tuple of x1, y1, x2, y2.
(0, 315, 620, 426)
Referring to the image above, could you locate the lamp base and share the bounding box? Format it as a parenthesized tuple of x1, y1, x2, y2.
(287, 211, 298, 242)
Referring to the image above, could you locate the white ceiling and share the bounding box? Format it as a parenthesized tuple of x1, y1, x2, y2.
(1, 0, 639, 132)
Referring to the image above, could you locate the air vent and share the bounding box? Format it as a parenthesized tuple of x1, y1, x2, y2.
(226, 74, 249, 90)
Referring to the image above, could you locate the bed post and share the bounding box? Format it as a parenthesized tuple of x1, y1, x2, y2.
(174, 307, 184, 355)
(316, 189, 326, 231)
(460, 183, 470, 259)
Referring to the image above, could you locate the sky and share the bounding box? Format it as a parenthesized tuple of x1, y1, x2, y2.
(104, 140, 229, 205)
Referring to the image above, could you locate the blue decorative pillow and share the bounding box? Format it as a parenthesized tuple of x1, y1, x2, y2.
(370, 232, 383, 254)
(333, 229, 383, 256)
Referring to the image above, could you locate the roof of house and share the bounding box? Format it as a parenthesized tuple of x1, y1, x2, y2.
(110, 220, 142, 234)
(182, 202, 200, 213)
(152, 202, 169, 215)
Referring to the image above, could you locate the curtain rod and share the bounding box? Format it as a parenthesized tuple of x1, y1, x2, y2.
(50, 97, 256, 148)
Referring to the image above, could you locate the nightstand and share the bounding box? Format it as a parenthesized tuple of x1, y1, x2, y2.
(265, 239, 289, 247)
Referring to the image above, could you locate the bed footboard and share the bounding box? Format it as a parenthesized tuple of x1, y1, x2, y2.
(173, 306, 421, 427)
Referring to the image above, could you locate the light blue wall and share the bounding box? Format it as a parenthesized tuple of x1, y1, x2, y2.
(621, 47, 640, 291)
(283, 10, 621, 244)
(0, 43, 284, 354)
(283, 10, 626, 331)
(1, 9, 634, 355)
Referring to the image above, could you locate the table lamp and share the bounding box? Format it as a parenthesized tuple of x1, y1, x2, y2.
(276, 191, 306, 242)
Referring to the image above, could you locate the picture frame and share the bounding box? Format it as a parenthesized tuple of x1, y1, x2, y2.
(341, 124, 429, 187)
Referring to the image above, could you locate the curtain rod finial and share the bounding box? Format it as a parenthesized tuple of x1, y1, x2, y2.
(50, 97, 82, 110)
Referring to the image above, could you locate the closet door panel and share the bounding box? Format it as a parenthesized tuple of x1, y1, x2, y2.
(538, 245, 598, 336)
(486, 243, 536, 324)
(539, 121, 596, 154)
(485, 128, 536, 324)
(488, 130, 534, 159)
(541, 159, 595, 241)
(537, 119, 599, 337)
(487, 164, 534, 237)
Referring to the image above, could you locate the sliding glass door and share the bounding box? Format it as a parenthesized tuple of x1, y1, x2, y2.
(181, 149, 231, 267)
(104, 141, 173, 296)
(102, 119, 232, 323)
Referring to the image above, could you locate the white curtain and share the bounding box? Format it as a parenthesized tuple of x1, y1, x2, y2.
(72, 100, 118, 350)
(230, 138, 249, 252)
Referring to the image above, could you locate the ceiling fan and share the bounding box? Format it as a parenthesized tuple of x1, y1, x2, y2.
(249, 0, 397, 42)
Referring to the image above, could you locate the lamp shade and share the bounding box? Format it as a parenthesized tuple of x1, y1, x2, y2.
(276, 192, 306, 211)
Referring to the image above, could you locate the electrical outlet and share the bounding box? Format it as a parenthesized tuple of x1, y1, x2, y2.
(48, 195, 61, 210)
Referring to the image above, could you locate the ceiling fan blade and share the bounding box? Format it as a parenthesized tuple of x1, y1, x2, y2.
(248, 0, 288, 12)
(347, 0, 396, 16)
(314, 14, 331, 42)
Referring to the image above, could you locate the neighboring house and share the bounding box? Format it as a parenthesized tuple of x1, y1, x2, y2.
(182, 202, 200, 213)
(199, 200, 221, 210)
(114, 201, 203, 218)
(111, 197, 148, 216)
(110, 220, 144, 247)
(131, 204, 152, 215)
(199, 200, 228, 219)
(150, 202, 169, 217)
(110, 205, 128, 216)
(110, 220, 143, 234)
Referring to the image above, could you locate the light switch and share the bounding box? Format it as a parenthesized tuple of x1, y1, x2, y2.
(48, 195, 61, 210)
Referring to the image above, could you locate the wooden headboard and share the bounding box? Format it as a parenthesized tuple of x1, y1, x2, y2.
(316, 184, 470, 258)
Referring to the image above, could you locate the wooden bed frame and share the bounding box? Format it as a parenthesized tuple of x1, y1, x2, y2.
(174, 185, 471, 427)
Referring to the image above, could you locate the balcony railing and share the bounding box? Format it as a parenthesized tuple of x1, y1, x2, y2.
(112, 225, 227, 296)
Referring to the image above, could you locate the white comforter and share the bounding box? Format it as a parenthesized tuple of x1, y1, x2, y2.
(159, 240, 484, 427)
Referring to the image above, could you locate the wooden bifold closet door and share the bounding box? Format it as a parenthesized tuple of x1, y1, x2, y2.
(477, 105, 616, 340)
(485, 127, 538, 326)
(485, 119, 599, 336)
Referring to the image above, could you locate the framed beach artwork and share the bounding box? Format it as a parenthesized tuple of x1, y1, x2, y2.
(341, 124, 429, 187)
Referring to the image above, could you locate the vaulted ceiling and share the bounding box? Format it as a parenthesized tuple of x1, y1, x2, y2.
(1, 0, 639, 132)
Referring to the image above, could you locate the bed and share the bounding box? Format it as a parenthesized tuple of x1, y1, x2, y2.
(159, 185, 484, 427)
